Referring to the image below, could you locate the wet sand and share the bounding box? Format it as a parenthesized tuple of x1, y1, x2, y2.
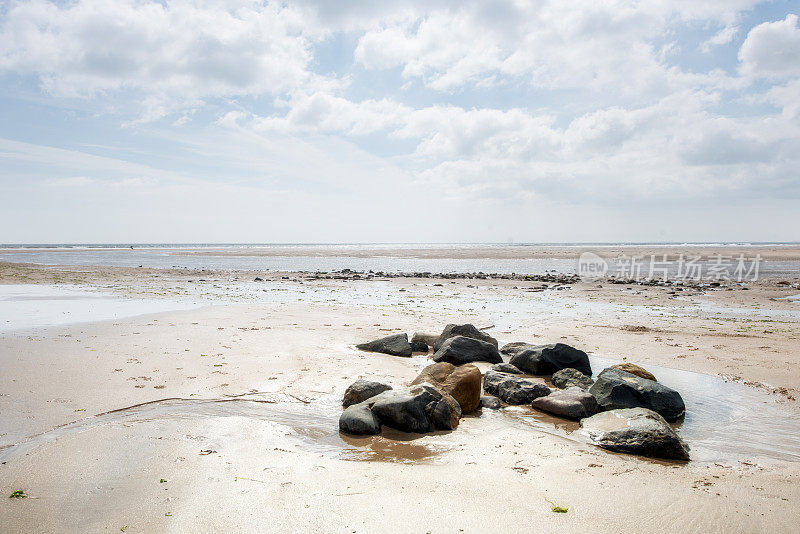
(1, 261, 800, 532)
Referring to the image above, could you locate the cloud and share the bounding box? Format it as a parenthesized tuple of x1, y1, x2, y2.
(0, 0, 337, 118)
(701, 25, 739, 52)
(739, 14, 800, 79)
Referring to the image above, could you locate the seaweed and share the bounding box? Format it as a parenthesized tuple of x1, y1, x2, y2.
(545, 498, 568, 513)
(9, 490, 27, 499)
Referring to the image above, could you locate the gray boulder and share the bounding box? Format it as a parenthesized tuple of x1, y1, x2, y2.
(480, 395, 502, 410)
(509, 343, 592, 376)
(531, 387, 599, 419)
(356, 333, 413, 357)
(580, 408, 690, 460)
(491, 362, 523, 374)
(342, 379, 393, 407)
(499, 342, 534, 357)
(411, 332, 438, 347)
(552, 368, 594, 390)
(370, 383, 461, 433)
(339, 403, 381, 435)
(432, 335, 503, 365)
(589, 368, 685, 422)
(482, 370, 550, 405)
(433, 324, 498, 352)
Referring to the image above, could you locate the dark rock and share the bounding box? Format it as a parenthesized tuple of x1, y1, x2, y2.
(552, 368, 594, 390)
(411, 362, 482, 413)
(580, 408, 690, 460)
(410, 341, 430, 353)
(356, 333, 413, 357)
(589, 368, 685, 422)
(610, 363, 656, 381)
(370, 383, 461, 433)
(433, 324, 498, 352)
(432, 336, 503, 365)
(480, 395, 502, 409)
(499, 342, 533, 357)
(482, 370, 550, 405)
(254, 277, 263, 282)
(491, 362, 523, 374)
(411, 332, 438, 347)
(339, 403, 381, 435)
(342, 379, 392, 407)
(509, 343, 592, 376)
(531, 387, 599, 419)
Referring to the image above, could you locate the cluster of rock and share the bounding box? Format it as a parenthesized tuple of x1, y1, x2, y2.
(346, 323, 690, 460)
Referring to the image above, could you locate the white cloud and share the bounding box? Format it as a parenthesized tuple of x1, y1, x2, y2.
(701, 25, 739, 52)
(739, 14, 800, 79)
(0, 0, 337, 117)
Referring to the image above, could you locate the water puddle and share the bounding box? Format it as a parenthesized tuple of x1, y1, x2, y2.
(0, 284, 200, 333)
(0, 393, 447, 466)
(495, 355, 800, 463)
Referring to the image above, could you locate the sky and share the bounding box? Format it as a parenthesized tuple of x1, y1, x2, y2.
(1, 0, 799, 244)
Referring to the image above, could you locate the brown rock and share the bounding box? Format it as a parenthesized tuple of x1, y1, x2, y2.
(611, 363, 657, 382)
(411, 362, 482, 413)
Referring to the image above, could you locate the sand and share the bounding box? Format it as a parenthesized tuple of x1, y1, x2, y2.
(1, 259, 800, 532)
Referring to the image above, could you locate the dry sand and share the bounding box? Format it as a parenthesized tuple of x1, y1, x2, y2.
(1, 260, 799, 532)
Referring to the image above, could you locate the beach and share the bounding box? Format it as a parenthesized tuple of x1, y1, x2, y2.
(1, 247, 800, 532)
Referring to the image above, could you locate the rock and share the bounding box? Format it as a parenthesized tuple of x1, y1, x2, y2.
(491, 362, 523, 374)
(509, 343, 592, 376)
(411, 332, 438, 347)
(589, 368, 685, 422)
(411, 362, 482, 413)
(611, 363, 656, 381)
(356, 333, 412, 357)
(342, 379, 393, 407)
(370, 383, 461, 433)
(531, 387, 599, 419)
(499, 342, 533, 357)
(253, 276, 263, 282)
(433, 324, 498, 352)
(482, 370, 550, 405)
(339, 403, 381, 435)
(552, 368, 594, 390)
(410, 341, 430, 353)
(580, 408, 690, 460)
(432, 336, 503, 365)
(480, 395, 502, 409)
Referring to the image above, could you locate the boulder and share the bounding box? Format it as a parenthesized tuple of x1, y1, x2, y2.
(411, 332, 438, 347)
(339, 403, 381, 435)
(342, 379, 393, 407)
(410, 341, 430, 353)
(482, 370, 550, 405)
(499, 342, 533, 357)
(552, 368, 594, 390)
(480, 395, 502, 410)
(432, 336, 503, 365)
(370, 383, 461, 433)
(579, 408, 690, 460)
(589, 368, 685, 422)
(531, 387, 599, 419)
(491, 362, 523, 374)
(611, 363, 656, 382)
(411, 362, 482, 413)
(356, 333, 413, 357)
(433, 324, 498, 352)
(509, 343, 592, 376)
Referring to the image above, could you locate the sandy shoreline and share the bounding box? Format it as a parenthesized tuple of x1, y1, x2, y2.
(1, 261, 800, 532)
(4, 244, 800, 261)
